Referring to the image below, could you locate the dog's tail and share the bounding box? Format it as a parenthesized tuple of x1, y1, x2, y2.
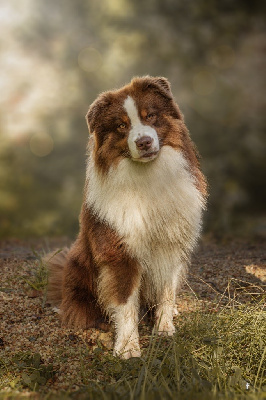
(44, 247, 69, 307)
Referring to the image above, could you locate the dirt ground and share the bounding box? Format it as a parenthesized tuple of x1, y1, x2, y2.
(0, 237, 265, 391)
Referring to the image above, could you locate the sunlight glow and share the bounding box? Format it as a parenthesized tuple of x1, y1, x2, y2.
(193, 69, 216, 96)
(29, 132, 54, 157)
(78, 47, 103, 73)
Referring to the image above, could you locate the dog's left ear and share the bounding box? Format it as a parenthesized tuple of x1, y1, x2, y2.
(152, 77, 172, 96)
(140, 76, 173, 100)
(144, 76, 183, 120)
(132, 76, 173, 99)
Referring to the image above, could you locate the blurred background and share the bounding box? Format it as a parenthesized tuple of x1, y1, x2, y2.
(0, 0, 265, 239)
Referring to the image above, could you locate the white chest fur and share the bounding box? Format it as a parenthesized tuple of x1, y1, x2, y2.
(86, 146, 204, 289)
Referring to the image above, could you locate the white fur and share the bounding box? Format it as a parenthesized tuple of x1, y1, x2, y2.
(97, 265, 141, 359)
(86, 146, 204, 299)
(112, 290, 141, 359)
(155, 277, 177, 336)
(124, 96, 159, 161)
(86, 145, 205, 355)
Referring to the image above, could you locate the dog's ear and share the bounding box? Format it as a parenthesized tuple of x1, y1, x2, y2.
(135, 76, 183, 120)
(86, 93, 113, 134)
(133, 76, 173, 100)
(152, 77, 172, 96)
(86, 104, 97, 134)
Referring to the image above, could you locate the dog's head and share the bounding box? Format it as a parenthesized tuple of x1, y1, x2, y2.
(86, 76, 188, 172)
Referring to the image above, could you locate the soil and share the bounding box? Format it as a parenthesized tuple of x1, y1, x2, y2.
(0, 237, 265, 391)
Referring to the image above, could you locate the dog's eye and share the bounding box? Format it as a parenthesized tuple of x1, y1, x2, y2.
(118, 123, 126, 130)
(146, 113, 156, 121)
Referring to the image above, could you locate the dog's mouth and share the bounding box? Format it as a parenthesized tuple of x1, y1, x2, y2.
(132, 150, 159, 162)
(142, 151, 159, 159)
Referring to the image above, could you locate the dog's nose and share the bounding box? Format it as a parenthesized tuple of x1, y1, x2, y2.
(135, 136, 153, 151)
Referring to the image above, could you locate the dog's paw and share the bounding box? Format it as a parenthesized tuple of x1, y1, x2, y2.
(113, 339, 141, 359)
(173, 305, 179, 316)
(157, 320, 175, 336)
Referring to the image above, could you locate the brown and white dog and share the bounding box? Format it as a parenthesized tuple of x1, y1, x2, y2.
(47, 76, 207, 359)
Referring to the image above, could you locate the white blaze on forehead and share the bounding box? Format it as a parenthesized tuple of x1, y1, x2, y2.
(123, 96, 159, 161)
(124, 96, 140, 126)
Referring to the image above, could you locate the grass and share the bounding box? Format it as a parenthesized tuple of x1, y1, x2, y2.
(1, 299, 265, 399)
(0, 253, 265, 399)
(22, 247, 63, 305)
(22, 248, 49, 291)
(73, 300, 266, 400)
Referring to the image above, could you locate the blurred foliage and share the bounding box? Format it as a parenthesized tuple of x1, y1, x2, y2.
(0, 0, 265, 238)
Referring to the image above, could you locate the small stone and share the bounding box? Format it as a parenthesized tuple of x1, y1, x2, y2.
(68, 334, 78, 342)
(98, 332, 113, 350)
(27, 289, 43, 298)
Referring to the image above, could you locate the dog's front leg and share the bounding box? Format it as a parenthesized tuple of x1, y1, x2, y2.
(97, 262, 141, 359)
(112, 289, 140, 359)
(155, 279, 177, 336)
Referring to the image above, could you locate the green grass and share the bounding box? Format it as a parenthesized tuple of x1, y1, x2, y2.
(22, 248, 49, 291)
(73, 300, 266, 400)
(1, 251, 265, 399)
(22, 247, 63, 305)
(1, 297, 265, 399)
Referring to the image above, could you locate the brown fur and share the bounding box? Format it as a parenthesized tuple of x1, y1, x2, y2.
(46, 76, 207, 332)
(45, 247, 69, 307)
(47, 204, 141, 330)
(86, 76, 207, 196)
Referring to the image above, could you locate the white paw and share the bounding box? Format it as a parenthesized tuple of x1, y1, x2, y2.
(173, 306, 179, 316)
(157, 320, 175, 336)
(113, 339, 141, 359)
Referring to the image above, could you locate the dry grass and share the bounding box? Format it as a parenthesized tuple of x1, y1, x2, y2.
(0, 238, 265, 399)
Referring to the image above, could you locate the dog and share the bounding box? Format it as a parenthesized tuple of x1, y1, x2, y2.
(46, 76, 207, 359)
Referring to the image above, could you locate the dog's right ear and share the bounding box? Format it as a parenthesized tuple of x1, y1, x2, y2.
(86, 92, 113, 134)
(85, 103, 97, 134)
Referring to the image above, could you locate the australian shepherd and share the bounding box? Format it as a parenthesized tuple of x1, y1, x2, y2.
(46, 76, 207, 359)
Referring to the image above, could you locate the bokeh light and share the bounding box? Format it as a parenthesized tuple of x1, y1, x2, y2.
(78, 47, 103, 73)
(193, 69, 216, 96)
(29, 132, 54, 157)
(0, 0, 264, 238)
(210, 45, 235, 69)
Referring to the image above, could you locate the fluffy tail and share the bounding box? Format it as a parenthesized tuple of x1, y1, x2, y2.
(44, 247, 69, 307)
